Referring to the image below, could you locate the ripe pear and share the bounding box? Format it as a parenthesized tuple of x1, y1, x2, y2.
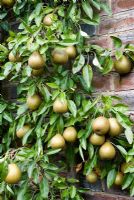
(52, 48, 68, 64)
(114, 172, 124, 186)
(27, 94, 42, 111)
(1, 0, 14, 6)
(114, 55, 132, 74)
(32, 68, 44, 76)
(5, 163, 21, 184)
(92, 116, 110, 135)
(50, 134, 65, 149)
(63, 126, 77, 142)
(89, 133, 105, 145)
(99, 141, 116, 160)
(108, 118, 123, 136)
(43, 14, 53, 26)
(53, 98, 68, 113)
(65, 46, 76, 59)
(28, 51, 45, 69)
(9, 52, 21, 62)
(86, 171, 97, 183)
(16, 125, 31, 138)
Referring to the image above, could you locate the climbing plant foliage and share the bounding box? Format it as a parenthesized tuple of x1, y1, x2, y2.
(0, 0, 134, 199)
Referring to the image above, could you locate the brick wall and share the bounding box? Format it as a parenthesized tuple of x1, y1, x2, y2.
(92, 0, 134, 122)
(88, 1, 134, 199)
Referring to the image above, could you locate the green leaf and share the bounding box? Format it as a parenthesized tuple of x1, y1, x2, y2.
(70, 186, 76, 199)
(82, 0, 93, 19)
(46, 149, 61, 155)
(17, 104, 28, 116)
(116, 145, 127, 156)
(39, 177, 49, 199)
(50, 113, 59, 125)
(0, 161, 8, 181)
(125, 44, 134, 52)
(122, 174, 134, 190)
(107, 169, 117, 188)
(17, 183, 28, 200)
(101, 56, 114, 75)
(22, 129, 33, 145)
(0, 103, 7, 113)
(101, 3, 112, 15)
(84, 154, 97, 175)
(3, 112, 13, 122)
(6, 185, 14, 195)
(4, 62, 12, 76)
(111, 36, 122, 49)
(125, 127, 133, 144)
(92, 55, 102, 69)
(79, 145, 85, 161)
(88, 143, 94, 159)
(57, 116, 64, 133)
(130, 181, 134, 196)
(46, 82, 59, 89)
(115, 50, 123, 60)
(72, 55, 85, 74)
(68, 100, 77, 117)
(82, 65, 93, 89)
(28, 84, 36, 96)
(90, 0, 100, 10)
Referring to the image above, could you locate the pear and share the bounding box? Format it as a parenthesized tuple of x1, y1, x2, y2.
(9, 52, 21, 62)
(63, 126, 77, 142)
(89, 133, 105, 145)
(50, 134, 65, 149)
(16, 125, 31, 138)
(86, 171, 97, 183)
(92, 116, 110, 135)
(52, 48, 68, 64)
(5, 163, 21, 184)
(108, 118, 123, 136)
(114, 55, 132, 74)
(43, 14, 53, 26)
(27, 94, 42, 111)
(28, 51, 45, 69)
(114, 172, 124, 186)
(65, 46, 76, 59)
(53, 98, 68, 113)
(1, 0, 14, 7)
(99, 141, 116, 160)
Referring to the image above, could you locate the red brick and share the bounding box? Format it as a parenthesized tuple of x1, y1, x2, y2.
(113, 72, 134, 91)
(116, 30, 134, 45)
(90, 36, 113, 49)
(92, 73, 113, 92)
(99, 10, 134, 35)
(85, 192, 133, 200)
(112, 0, 134, 14)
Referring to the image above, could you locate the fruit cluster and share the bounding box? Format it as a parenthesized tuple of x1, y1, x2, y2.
(0, 1, 134, 199)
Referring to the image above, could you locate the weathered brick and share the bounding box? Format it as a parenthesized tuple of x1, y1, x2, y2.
(90, 35, 113, 49)
(85, 192, 133, 200)
(92, 73, 113, 92)
(112, 0, 134, 14)
(116, 30, 134, 45)
(93, 90, 134, 111)
(99, 10, 134, 35)
(113, 72, 134, 91)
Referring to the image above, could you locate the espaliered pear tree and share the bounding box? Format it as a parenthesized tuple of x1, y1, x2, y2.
(0, 1, 134, 199)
